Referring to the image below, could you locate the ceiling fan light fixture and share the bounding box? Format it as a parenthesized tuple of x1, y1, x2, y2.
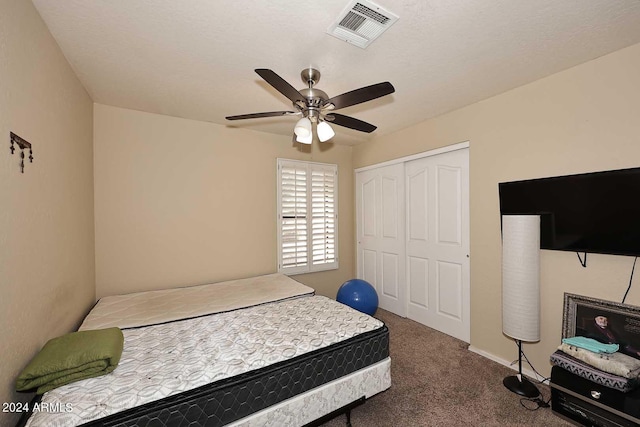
(317, 121, 335, 142)
(296, 132, 313, 145)
(294, 117, 312, 138)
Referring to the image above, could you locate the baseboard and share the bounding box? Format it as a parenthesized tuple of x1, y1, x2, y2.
(467, 345, 550, 386)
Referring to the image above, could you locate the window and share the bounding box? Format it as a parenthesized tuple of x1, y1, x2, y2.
(277, 159, 338, 274)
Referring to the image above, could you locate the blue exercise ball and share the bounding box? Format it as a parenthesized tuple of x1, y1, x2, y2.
(336, 279, 378, 315)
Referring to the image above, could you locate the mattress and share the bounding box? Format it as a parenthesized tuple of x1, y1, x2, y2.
(79, 273, 315, 330)
(23, 275, 390, 426)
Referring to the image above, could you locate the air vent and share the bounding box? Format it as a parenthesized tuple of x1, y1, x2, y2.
(327, 0, 398, 49)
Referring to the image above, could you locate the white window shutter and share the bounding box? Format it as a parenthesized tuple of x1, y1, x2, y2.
(280, 164, 308, 270)
(277, 159, 338, 274)
(311, 167, 336, 266)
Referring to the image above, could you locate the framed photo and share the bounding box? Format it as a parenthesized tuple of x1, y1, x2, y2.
(563, 293, 640, 360)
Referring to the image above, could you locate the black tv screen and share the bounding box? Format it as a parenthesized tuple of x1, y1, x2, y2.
(499, 167, 640, 257)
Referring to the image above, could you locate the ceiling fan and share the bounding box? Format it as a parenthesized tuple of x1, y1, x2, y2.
(225, 68, 395, 144)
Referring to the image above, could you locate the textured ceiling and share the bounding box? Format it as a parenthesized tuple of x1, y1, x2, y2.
(32, 0, 640, 145)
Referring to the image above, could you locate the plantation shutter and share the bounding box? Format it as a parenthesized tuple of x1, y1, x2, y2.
(277, 159, 338, 274)
(279, 162, 309, 270)
(311, 167, 336, 266)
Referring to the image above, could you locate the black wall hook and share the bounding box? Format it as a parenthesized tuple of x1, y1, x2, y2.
(10, 132, 33, 173)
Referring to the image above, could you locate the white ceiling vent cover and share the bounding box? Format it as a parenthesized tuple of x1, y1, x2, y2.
(327, 0, 399, 49)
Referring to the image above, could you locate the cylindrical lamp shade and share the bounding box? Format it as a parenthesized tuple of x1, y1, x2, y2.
(502, 215, 540, 342)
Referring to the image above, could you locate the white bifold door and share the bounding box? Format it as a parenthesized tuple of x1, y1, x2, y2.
(356, 147, 470, 342)
(356, 163, 406, 317)
(405, 149, 469, 342)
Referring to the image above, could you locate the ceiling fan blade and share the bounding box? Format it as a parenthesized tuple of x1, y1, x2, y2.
(226, 111, 297, 120)
(324, 82, 395, 110)
(326, 113, 377, 133)
(255, 69, 306, 105)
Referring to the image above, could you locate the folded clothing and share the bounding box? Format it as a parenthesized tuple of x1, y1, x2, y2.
(16, 327, 124, 394)
(562, 336, 619, 353)
(550, 350, 638, 392)
(559, 342, 640, 380)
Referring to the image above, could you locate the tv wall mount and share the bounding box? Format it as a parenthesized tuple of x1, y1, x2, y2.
(576, 252, 587, 268)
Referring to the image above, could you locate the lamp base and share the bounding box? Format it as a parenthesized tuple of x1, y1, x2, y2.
(503, 375, 540, 398)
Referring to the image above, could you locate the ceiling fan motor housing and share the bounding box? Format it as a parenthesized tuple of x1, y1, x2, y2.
(299, 88, 328, 121)
(297, 69, 328, 121)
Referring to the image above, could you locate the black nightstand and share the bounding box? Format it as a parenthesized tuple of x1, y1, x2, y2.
(550, 366, 640, 426)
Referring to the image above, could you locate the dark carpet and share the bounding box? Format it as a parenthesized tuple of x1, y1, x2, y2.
(321, 309, 572, 427)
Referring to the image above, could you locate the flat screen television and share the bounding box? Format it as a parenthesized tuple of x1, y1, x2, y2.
(499, 167, 640, 257)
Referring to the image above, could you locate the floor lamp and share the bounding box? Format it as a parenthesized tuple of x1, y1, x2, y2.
(501, 214, 541, 398)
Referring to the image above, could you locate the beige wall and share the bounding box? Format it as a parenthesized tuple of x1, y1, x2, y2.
(94, 104, 354, 299)
(0, 1, 95, 425)
(353, 42, 640, 377)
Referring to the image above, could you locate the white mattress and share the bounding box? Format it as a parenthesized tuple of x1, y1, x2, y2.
(79, 273, 314, 330)
(26, 294, 385, 427)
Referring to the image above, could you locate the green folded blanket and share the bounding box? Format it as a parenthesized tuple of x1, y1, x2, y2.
(562, 336, 619, 354)
(16, 327, 124, 394)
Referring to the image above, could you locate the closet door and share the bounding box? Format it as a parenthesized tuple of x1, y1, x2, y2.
(405, 148, 470, 342)
(356, 164, 406, 317)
